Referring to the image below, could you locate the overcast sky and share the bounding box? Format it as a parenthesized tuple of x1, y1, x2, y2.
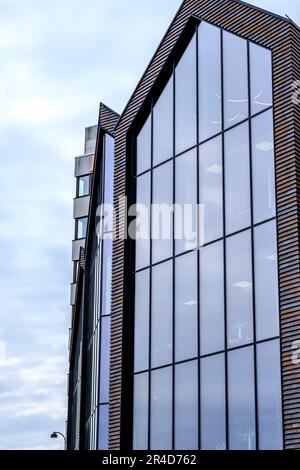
(0, 0, 298, 451)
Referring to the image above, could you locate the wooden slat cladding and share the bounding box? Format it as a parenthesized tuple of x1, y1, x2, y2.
(109, 0, 300, 450)
(99, 102, 119, 136)
(282, 23, 300, 450)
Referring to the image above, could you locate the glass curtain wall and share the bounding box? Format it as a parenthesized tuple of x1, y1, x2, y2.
(132, 21, 282, 450)
(84, 133, 114, 450)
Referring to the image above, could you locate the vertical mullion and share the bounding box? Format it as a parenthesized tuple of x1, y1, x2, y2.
(148, 104, 154, 451)
(196, 23, 201, 452)
(221, 28, 229, 451)
(270, 47, 285, 449)
(172, 62, 176, 452)
(247, 40, 259, 451)
(97, 134, 106, 449)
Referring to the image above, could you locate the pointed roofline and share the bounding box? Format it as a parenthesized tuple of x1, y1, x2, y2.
(114, 0, 297, 132)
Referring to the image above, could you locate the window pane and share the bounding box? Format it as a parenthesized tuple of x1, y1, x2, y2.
(101, 237, 112, 317)
(175, 251, 198, 362)
(198, 22, 222, 142)
(223, 31, 248, 129)
(134, 270, 150, 372)
(252, 110, 276, 224)
(254, 220, 279, 341)
(98, 405, 109, 450)
(151, 367, 172, 450)
(152, 261, 173, 368)
(175, 360, 198, 450)
(133, 373, 149, 450)
(225, 122, 251, 234)
(201, 354, 226, 450)
(257, 340, 283, 450)
(99, 316, 111, 403)
(137, 115, 151, 175)
(135, 173, 151, 270)
(152, 161, 173, 264)
(104, 134, 115, 206)
(175, 34, 197, 154)
(175, 149, 197, 255)
(153, 76, 173, 166)
(228, 346, 256, 450)
(78, 175, 90, 197)
(226, 230, 253, 348)
(199, 136, 223, 244)
(250, 43, 273, 115)
(200, 241, 224, 355)
(77, 217, 88, 239)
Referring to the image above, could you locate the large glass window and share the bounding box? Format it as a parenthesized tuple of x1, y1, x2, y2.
(252, 109, 275, 224)
(99, 316, 110, 404)
(175, 149, 197, 254)
(101, 238, 112, 317)
(175, 251, 198, 362)
(134, 269, 150, 373)
(137, 116, 151, 175)
(200, 241, 224, 355)
(132, 23, 281, 452)
(225, 122, 251, 234)
(254, 220, 279, 341)
(84, 131, 115, 450)
(175, 361, 198, 450)
(104, 134, 115, 206)
(175, 33, 197, 155)
(198, 22, 222, 142)
(199, 136, 223, 244)
(223, 31, 248, 128)
(135, 173, 151, 270)
(257, 340, 283, 450)
(228, 346, 256, 450)
(151, 261, 173, 368)
(152, 161, 173, 264)
(151, 367, 172, 450)
(98, 405, 109, 451)
(250, 43, 273, 115)
(201, 354, 226, 450)
(133, 373, 149, 450)
(226, 230, 253, 348)
(153, 76, 173, 166)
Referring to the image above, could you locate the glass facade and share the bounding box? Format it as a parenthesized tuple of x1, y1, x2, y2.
(84, 133, 114, 450)
(133, 22, 282, 450)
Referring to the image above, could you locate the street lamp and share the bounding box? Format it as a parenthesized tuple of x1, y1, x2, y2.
(50, 431, 66, 450)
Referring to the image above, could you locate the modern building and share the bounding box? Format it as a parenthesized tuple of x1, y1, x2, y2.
(67, 0, 300, 451)
(70, 125, 97, 308)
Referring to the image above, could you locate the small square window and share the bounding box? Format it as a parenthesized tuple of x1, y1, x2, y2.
(78, 175, 90, 197)
(77, 217, 88, 239)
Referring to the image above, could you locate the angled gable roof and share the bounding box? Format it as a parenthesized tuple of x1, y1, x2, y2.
(114, 0, 292, 136)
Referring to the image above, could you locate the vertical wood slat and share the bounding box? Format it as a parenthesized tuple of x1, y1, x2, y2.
(109, 0, 300, 450)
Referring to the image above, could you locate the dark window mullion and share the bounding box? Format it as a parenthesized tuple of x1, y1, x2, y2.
(248, 40, 259, 451)
(97, 133, 107, 449)
(147, 104, 154, 451)
(172, 61, 176, 452)
(196, 22, 201, 452)
(221, 28, 229, 451)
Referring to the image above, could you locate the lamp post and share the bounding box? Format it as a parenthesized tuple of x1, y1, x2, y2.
(50, 431, 67, 450)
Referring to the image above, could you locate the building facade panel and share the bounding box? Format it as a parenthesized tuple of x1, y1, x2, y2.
(109, 0, 300, 451)
(67, 0, 300, 452)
